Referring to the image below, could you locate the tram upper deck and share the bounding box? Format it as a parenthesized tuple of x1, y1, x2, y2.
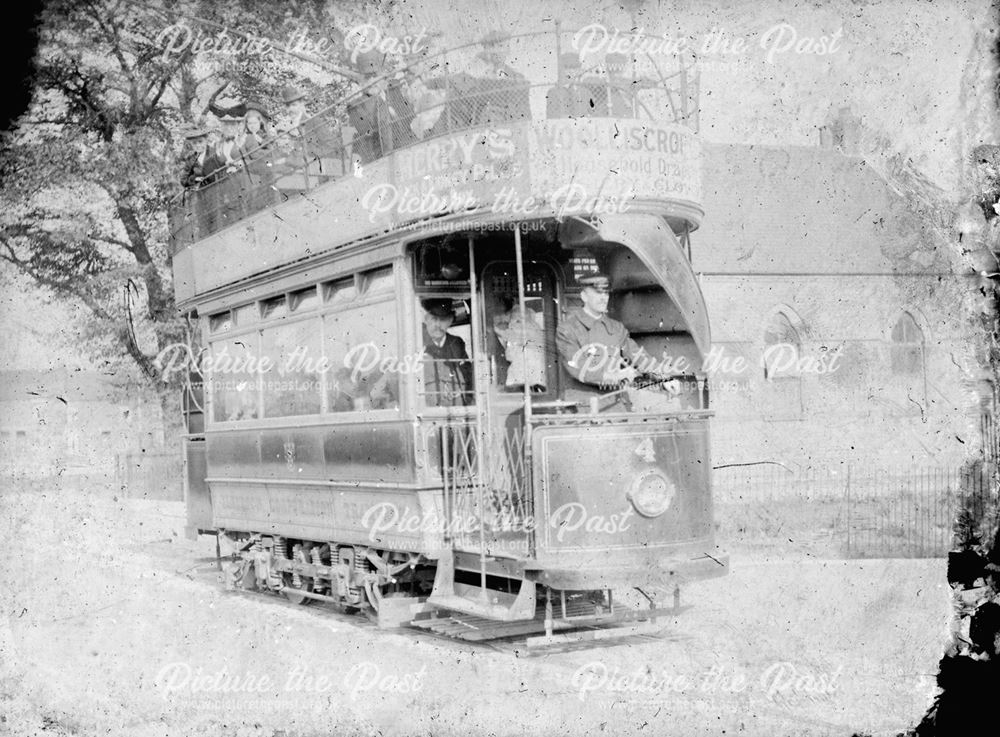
(169, 29, 703, 310)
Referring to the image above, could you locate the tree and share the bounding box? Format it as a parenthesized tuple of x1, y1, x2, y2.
(0, 0, 369, 431)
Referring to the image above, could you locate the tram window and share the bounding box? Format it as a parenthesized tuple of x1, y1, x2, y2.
(232, 304, 256, 327)
(260, 319, 323, 417)
(209, 311, 232, 333)
(361, 265, 394, 294)
(324, 300, 400, 412)
(414, 242, 470, 288)
(491, 297, 548, 392)
(260, 295, 287, 320)
(482, 265, 556, 395)
(209, 335, 261, 422)
(289, 286, 319, 312)
(418, 297, 474, 407)
(322, 277, 358, 304)
(569, 252, 599, 286)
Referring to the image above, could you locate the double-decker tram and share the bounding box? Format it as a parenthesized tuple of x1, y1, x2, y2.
(171, 29, 727, 644)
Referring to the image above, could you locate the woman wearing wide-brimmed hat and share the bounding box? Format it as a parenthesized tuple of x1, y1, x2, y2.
(237, 101, 282, 210)
(240, 100, 273, 154)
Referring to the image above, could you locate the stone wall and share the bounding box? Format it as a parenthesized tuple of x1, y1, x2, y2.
(695, 143, 986, 469)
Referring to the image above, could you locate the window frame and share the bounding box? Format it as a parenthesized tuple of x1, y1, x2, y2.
(205, 261, 404, 428)
(762, 311, 803, 381)
(889, 311, 925, 376)
(414, 291, 477, 413)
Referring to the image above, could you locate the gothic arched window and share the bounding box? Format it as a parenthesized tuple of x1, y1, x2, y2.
(890, 312, 924, 375)
(763, 312, 801, 380)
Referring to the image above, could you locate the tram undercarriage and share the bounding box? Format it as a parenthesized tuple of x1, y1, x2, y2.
(221, 530, 689, 647)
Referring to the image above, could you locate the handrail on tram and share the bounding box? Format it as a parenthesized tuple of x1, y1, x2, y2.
(530, 375, 710, 419)
(169, 27, 701, 250)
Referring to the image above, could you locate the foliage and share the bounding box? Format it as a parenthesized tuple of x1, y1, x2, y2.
(0, 0, 369, 406)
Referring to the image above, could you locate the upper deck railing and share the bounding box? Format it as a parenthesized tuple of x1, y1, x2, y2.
(169, 29, 700, 253)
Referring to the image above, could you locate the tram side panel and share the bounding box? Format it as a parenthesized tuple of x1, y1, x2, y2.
(204, 422, 447, 556)
(183, 438, 213, 537)
(527, 416, 726, 591)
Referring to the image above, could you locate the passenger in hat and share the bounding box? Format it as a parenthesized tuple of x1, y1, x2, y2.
(198, 126, 227, 185)
(179, 126, 211, 188)
(214, 110, 245, 174)
(241, 101, 273, 153)
(278, 85, 308, 138)
(276, 84, 341, 180)
(546, 52, 592, 118)
(555, 269, 650, 388)
(207, 81, 247, 121)
(237, 101, 279, 200)
(205, 86, 252, 177)
(421, 298, 474, 407)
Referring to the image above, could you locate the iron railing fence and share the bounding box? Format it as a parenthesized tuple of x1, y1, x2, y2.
(169, 28, 700, 250)
(714, 463, 998, 559)
(115, 450, 184, 501)
(982, 410, 998, 470)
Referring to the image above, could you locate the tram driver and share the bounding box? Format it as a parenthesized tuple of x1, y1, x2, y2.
(556, 270, 682, 401)
(421, 299, 474, 407)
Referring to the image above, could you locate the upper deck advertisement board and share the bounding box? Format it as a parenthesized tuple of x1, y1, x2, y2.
(173, 118, 701, 304)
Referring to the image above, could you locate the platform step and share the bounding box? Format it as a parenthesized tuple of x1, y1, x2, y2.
(411, 599, 631, 641)
(411, 613, 550, 641)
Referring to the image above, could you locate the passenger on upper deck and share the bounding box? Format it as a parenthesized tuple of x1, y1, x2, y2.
(422, 299, 474, 407)
(546, 52, 592, 119)
(556, 270, 681, 397)
(214, 110, 245, 175)
(277, 85, 342, 180)
(179, 127, 211, 188)
(405, 75, 448, 140)
(276, 85, 308, 137)
(240, 101, 273, 157)
(346, 72, 420, 162)
(444, 36, 529, 129)
(239, 101, 281, 208)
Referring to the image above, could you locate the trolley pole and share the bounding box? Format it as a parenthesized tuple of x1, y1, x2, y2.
(468, 236, 490, 602)
(513, 227, 533, 429)
(513, 227, 533, 555)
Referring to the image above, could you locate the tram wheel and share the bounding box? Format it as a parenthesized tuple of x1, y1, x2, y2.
(282, 573, 313, 606)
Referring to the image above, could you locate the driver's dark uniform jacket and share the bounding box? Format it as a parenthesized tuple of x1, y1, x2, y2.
(422, 328, 473, 406)
(556, 307, 644, 393)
